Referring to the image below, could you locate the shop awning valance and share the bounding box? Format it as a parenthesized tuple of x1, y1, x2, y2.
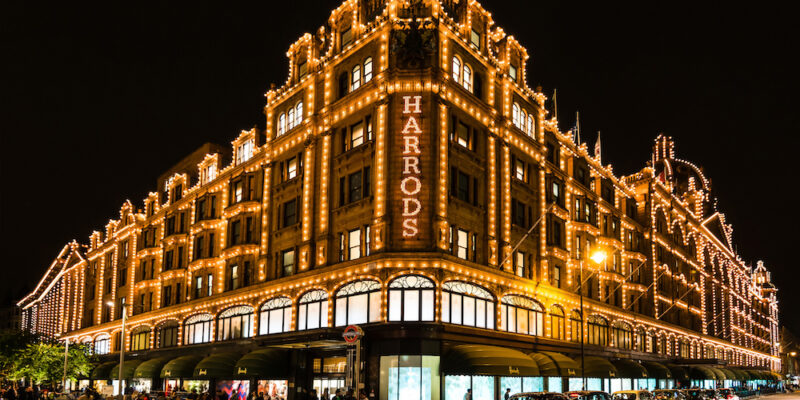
(715, 368, 737, 380)
(160, 355, 203, 379)
(90, 361, 118, 380)
(110, 359, 143, 380)
(689, 366, 716, 380)
(583, 357, 618, 378)
(706, 366, 726, 381)
(234, 349, 289, 379)
(641, 362, 672, 380)
(134, 358, 171, 379)
(769, 371, 783, 381)
(442, 345, 540, 377)
(611, 359, 649, 379)
(193, 353, 242, 379)
(529, 352, 580, 377)
(666, 364, 689, 380)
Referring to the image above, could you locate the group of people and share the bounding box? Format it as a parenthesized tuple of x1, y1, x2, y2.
(0, 386, 379, 400)
(2, 385, 80, 400)
(309, 388, 373, 400)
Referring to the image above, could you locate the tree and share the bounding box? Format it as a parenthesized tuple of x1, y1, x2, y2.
(0, 329, 39, 379)
(1, 333, 93, 385)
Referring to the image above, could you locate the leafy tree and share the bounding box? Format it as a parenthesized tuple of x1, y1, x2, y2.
(0, 332, 92, 385)
(0, 329, 39, 379)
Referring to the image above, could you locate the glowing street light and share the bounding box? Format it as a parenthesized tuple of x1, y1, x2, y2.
(590, 250, 607, 265)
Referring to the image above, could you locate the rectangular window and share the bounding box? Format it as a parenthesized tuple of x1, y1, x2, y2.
(163, 286, 172, 307)
(451, 169, 472, 203)
(349, 229, 361, 260)
(230, 265, 239, 290)
(509, 65, 517, 82)
(514, 158, 525, 181)
(339, 233, 346, 262)
(546, 142, 558, 165)
(194, 236, 204, 260)
(512, 199, 527, 227)
(341, 28, 352, 47)
(164, 250, 174, 270)
(236, 139, 254, 165)
(365, 225, 371, 256)
(176, 246, 184, 268)
(245, 217, 254, 243)
(351, 121, 364, 148)
(456, 229, 468, 260)
(287, 156, 299, 180)
(195, 276, 202, 298)
(470, 29, 481, 49)
(233, 180, 244, 203)
(456, 122, 470, 149)
(349, 171, 363, 202)
(282, 249, 295, 277)
(208, 233, 215, 257)
(119, 268, 127, 286)
(553, 265, 561, 288)
(207, 274, 213, 297)
(230, 220, 241, 245)
(515, 252, 525, 277)
(283, 199, 298, 227)
(196, 199, 206, 221)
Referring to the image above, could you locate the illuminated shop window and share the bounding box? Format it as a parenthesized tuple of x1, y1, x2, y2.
(636, 327, 646, 352)
(298, 290, 328, 331)
(441, 281, 495, 329)
(183, 313, 213, 345)
(550, 305, 565, 340)
(381, 355, 440, 400)
(130, 326, 150, 351)
(217, 305, 253, 341)
(259, 297, 292, 335)
(612, 321, 633, 349)
(500, 295, 544, 337)
(334, 280, 381, 326)
(388, 275, 435, 322)
(570, 310, 582, 342)
(587, 315, 609, 346)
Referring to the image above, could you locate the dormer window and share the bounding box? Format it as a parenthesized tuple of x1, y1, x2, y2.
(298, 61, 308, 79)
(341, 27, 352, 48)
(277, 101, 304, 137)
(201, 163, 217, 185)
(236, 139, 254, 165)
(509, 65, 518, 82)
(470, 29, 481, 50)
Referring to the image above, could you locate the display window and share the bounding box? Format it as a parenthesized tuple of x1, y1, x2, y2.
(256, 381, 288, 400)
(217, 380, 249, 400)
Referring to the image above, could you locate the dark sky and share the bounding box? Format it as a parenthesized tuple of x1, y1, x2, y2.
(3, 1, 798, 333)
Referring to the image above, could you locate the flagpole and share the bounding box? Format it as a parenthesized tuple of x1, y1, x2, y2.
(553, 89, 558, 122)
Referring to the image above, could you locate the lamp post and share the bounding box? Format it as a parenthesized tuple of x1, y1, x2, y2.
(63, 337, 69, 392)
(107, 301, 128, 397)
(579, 249, 607, 391)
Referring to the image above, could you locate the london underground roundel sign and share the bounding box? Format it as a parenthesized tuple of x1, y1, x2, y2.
(343, 325, 364, 343)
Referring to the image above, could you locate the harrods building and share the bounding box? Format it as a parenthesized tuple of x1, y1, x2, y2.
(18, 0, 782, 399)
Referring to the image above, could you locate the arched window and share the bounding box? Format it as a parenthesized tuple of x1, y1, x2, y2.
(388, 275, 435, 322)
(217, 305, 253, 341)
(512, 103, 521, 128)
(452, 57, 462, 83)
(521, 109, 527, 132)
(463, 64, 473, 92)
(612, 321, 633, 349)
(94, 335, 110, 355)
(635, 327, 646, 352)
(259, 297, 292, 335)
(295, 101, 304, 127)
(549, 305, 565, 340)
(298, 290, 329, 330)
(351, 65, 361, 91)
(363, 57, 373, 83)
(130, 326, 151, 351)
(569, 310, 582, 342)
(288, 108, 296, 131)
(527, 114, 535, 137)
(184, 314, 213, 345)
(335, 280, 381, 326)
(278, 113, 286, 136)
(679, 339, 690, 358)
(587, 315, 608, 346)
(442, 281, 495, 329)
(648, 330, 657, 353)
(500, 295, 544, 336)
(657, 335, 667, 355)
(156, 320, 178, 349)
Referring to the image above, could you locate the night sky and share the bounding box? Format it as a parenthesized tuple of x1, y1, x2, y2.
(3, 2, 798, 334)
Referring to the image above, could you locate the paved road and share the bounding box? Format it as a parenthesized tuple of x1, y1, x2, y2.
(757, 393, 800, 400)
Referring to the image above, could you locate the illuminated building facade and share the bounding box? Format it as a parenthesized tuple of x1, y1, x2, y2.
(19, 0, 781, 398)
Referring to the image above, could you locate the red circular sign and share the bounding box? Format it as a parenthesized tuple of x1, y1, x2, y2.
(343, 325, 363, 343)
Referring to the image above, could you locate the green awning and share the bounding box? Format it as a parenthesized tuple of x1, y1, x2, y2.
(583, 357, 618, 378)
(109, 360, 143, 380)
(706, 366, 726, 381)
(745, 370, 764, 380)
(134, 358, 171, 379)
(728, 369, 748, 381)
(641, 362, 672, 380)
(716, 368, 737, 380)
(193, 353, 242, 379)
(769, 371, 784, 381)
(689, 366, 716, 380)
(611, 359, 649, 379)
(736, 369, 755, 380)
(442, 345, 540, 377)
(161, 355, 204, 379)
(90, 361, 118, 380)
(529, 352, 580, 377)
(666, 364, 689, 380)
(234, 349, 289, 379)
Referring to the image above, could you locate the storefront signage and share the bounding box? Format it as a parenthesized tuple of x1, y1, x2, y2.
(237, 367, 247, 375)
(401, 95, 423, 238)
(566, 368, 576, 376)
(198, 369, 208, 376)
(343, 325, 364, 343)
(164, 371, 171, 377)
(508, 366, 520, 375)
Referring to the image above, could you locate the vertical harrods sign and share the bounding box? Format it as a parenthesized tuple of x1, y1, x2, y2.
(400, 95, 424, 238)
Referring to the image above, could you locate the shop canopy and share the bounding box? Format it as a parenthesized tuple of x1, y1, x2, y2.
(529, 352, 580, 377)
(706, 367, 726, 381)
(110, 359, 143, 380)
(193, 353, 243, 379)
(715, 368, 737, 380)
(641, 362, 673, 380)
(134, 358, 171, 380)
(442, 345, 540, 377)
(234, 349, 289, 379)
(733, 369, 754, 381)
(611, 359, 649, 379)
(689, 366, 717, 380)
(583, 357, 618, 379)
(161, 355, 204, 379)
(727, 369, 748, 381)
(90, 361, 118, 380)
(769, 371, 783, 381)
(665, 364, 689, 381)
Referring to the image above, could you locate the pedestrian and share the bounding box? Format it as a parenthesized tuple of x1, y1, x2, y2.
(504, 388, 511, 400)
(463, 389, 471, 400)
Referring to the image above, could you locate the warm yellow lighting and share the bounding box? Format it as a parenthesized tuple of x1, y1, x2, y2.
(791, 352, 798, 357)
(590, 250, 607, 264)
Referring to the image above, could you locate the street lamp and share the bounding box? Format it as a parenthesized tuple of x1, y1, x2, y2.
(56, 333, 69, 393)
(579, 249, 607, 390)
(107, 301, 129, 396)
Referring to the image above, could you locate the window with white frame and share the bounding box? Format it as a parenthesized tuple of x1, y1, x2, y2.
(201, 163, 217, 185)
(455, 229, 469, 260)
(295, 101, 303, 127)
(451, 56, 474, 93)
(364, 57, 373, 83)
(278, 113, 287, 136)
(441, 281, 495, 329)
(348, 229, 361, 260)
(509, 65, 517, 82)
(335, 280, 381, 326)
(452, 57, 461, 83)
(236, 139, 254, 165)
(388, 275, 435, 322)
(156, 320, 178, 348)
(94, 336, 110, 355)
(259, 297, 292, 335)
(217, 305, 253, 341)
(514, 252, 525, 277)
(278, 101, 304, 137)
(184, 313, 213, 345)
(298, 290, 329, 331)
(463, 64, 472, 92)
(500, 295, 544, 336)
(287, 155, 299, 180)
(351, 65, 361, 91)
(470, 29, 481, 50)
